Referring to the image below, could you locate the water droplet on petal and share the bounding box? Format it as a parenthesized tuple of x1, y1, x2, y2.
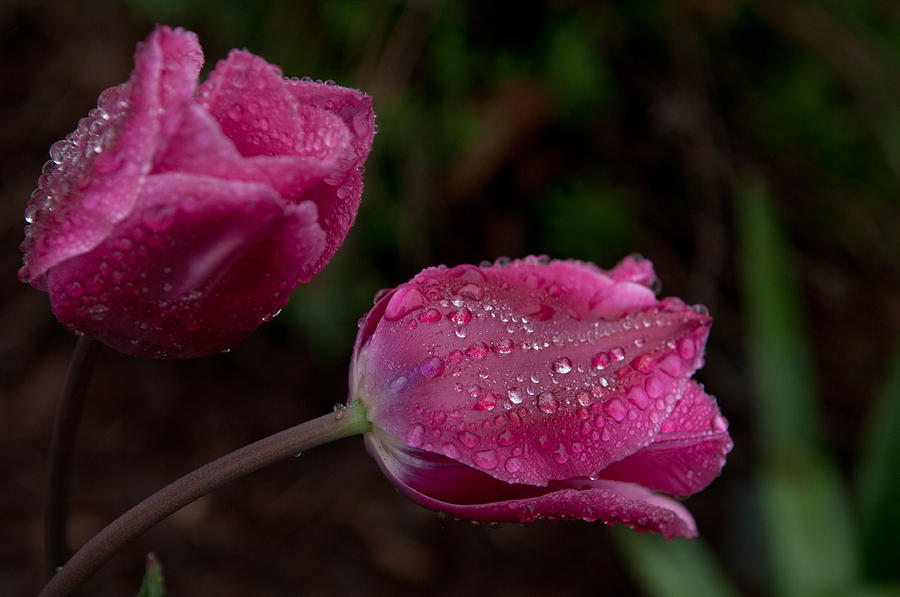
(473, 449, 498, 470)
(458, 431, 479, 448)
(494, 338, 514, 355)
(604, 398, 627, 422)
(507, 387, 523, 404)
(591, 352, 610, 370)
(466, 342, 489, 359)
(497, 429, 517, 446)
(457, 283, 484, 300)
(610, 347, 626, 362)
(449, 307, 473, 325)
(384, 286, 426, 320)
(712, 414, 728, 432)
(678, 337, 696, 359)
(419, 308, 441, 323)
(406, 425, 424, 447)
(476, 393, 497, 411)
(538, 392, 558, 414)
(552, 357, 573, 374)
(420, 356, 445, 378)
(627, 386, 650, 409)
(505, 457, 522, 473)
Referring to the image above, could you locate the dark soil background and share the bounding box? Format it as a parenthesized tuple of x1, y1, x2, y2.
(2, 1, 899, 596)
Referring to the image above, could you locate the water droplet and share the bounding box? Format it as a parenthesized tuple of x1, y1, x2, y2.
(552, 444, 569, 464)
(333, 403, 346, 420)
(551, 357, 573, 374)
(659, 354, 682, 376)
(389, 376, 407, 393)
(476, 393, 497, 411)
(227, 103, 244, 120)
(448, 350, 464, 363)
(497, 429, 517, 446)
(457, 283, 484, 300)
(627, 386, 650, 409)
(420, 356, 445, 378)
(419, 308, 441, 323)
(604, 398, 627, 422)
(66, 281, 84, 297)
(507, 387, 523, 404)
(142, 205, 176, 232)
(384, 286, 426, 320)
(712, 414, 728, 432)
(449, 307, 472, 325)
(442, 443, 459, 458)
(406, 425, 425, 447)
(645, 376, 664, 398)
(494, 338, 514, 355)
(473, 449, 498, 470)
(505, 457, 522, 473)
(466, 343, 489, 359)
(610, 347, 626, 362)
(678, 337, 696, 359)
(591, 352, 610, 370)
(631, 353, 655, 374)
(538, 392, 558, 414)
(458, 431, 479, 448)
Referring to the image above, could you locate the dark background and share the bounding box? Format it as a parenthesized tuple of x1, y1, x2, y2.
(2, 1, 899, 595)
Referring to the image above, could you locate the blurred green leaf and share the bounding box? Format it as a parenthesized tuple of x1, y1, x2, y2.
(540, 182, 635, 265)
(858, 344, 900, 581)
(611, 528, 740, 597)
(136, 553, 165, 597)
(737, 181, 859, 597)
(542, 16, 614, 117)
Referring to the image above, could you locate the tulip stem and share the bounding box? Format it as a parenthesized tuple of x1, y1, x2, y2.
(45, 335, 101, 578)
(39, 400, 370, 597)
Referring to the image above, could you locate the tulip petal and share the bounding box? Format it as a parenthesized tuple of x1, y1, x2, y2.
(46, 172, 324, 357)
(355, 257, 712, 487)
(598, 381, 733, 495)
(283, 79, 375, 275)
(366, 430, 696, 539)
(20, 26, 202, 287)
(198, 52, 374, 276)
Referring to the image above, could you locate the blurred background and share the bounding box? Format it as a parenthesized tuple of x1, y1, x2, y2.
(2, 0, 899, 595)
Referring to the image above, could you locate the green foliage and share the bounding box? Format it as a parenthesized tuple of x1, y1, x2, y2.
(737, 181, 859, 597)
(136, 553, 165, 597)
(858, 346, 900, 582)
(612, 528, 740, 597)
(540, 182, 635, 264)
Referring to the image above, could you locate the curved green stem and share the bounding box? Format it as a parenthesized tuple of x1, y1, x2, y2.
(39, 401, 370, 597)
(45, 335, 101, 577)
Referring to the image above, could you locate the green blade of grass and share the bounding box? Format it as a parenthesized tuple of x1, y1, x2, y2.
(858, 344, 900, 582)
(737, 180, 858, 597)
(611, 528, 741, 597)
(136, 553, 165, 597)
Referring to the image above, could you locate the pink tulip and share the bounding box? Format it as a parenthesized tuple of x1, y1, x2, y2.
(351, 256, 731, 538)
(19, 25, 375, 357)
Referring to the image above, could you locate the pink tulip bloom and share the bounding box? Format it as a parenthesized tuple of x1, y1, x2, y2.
(19, 25, 375, 357)
(351, 256, 731, 538)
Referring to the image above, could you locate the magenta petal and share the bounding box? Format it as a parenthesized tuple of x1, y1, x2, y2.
(198, 52, 374, 276)
(20, 26, 201, 288)
(46, 172, 324, 357)
(366, 431, 696, 539)
(607, 254, 659, 288)
(282, 80, 374, 275)
(599, 381, 732, 495)
(354, 257, 711, 488)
